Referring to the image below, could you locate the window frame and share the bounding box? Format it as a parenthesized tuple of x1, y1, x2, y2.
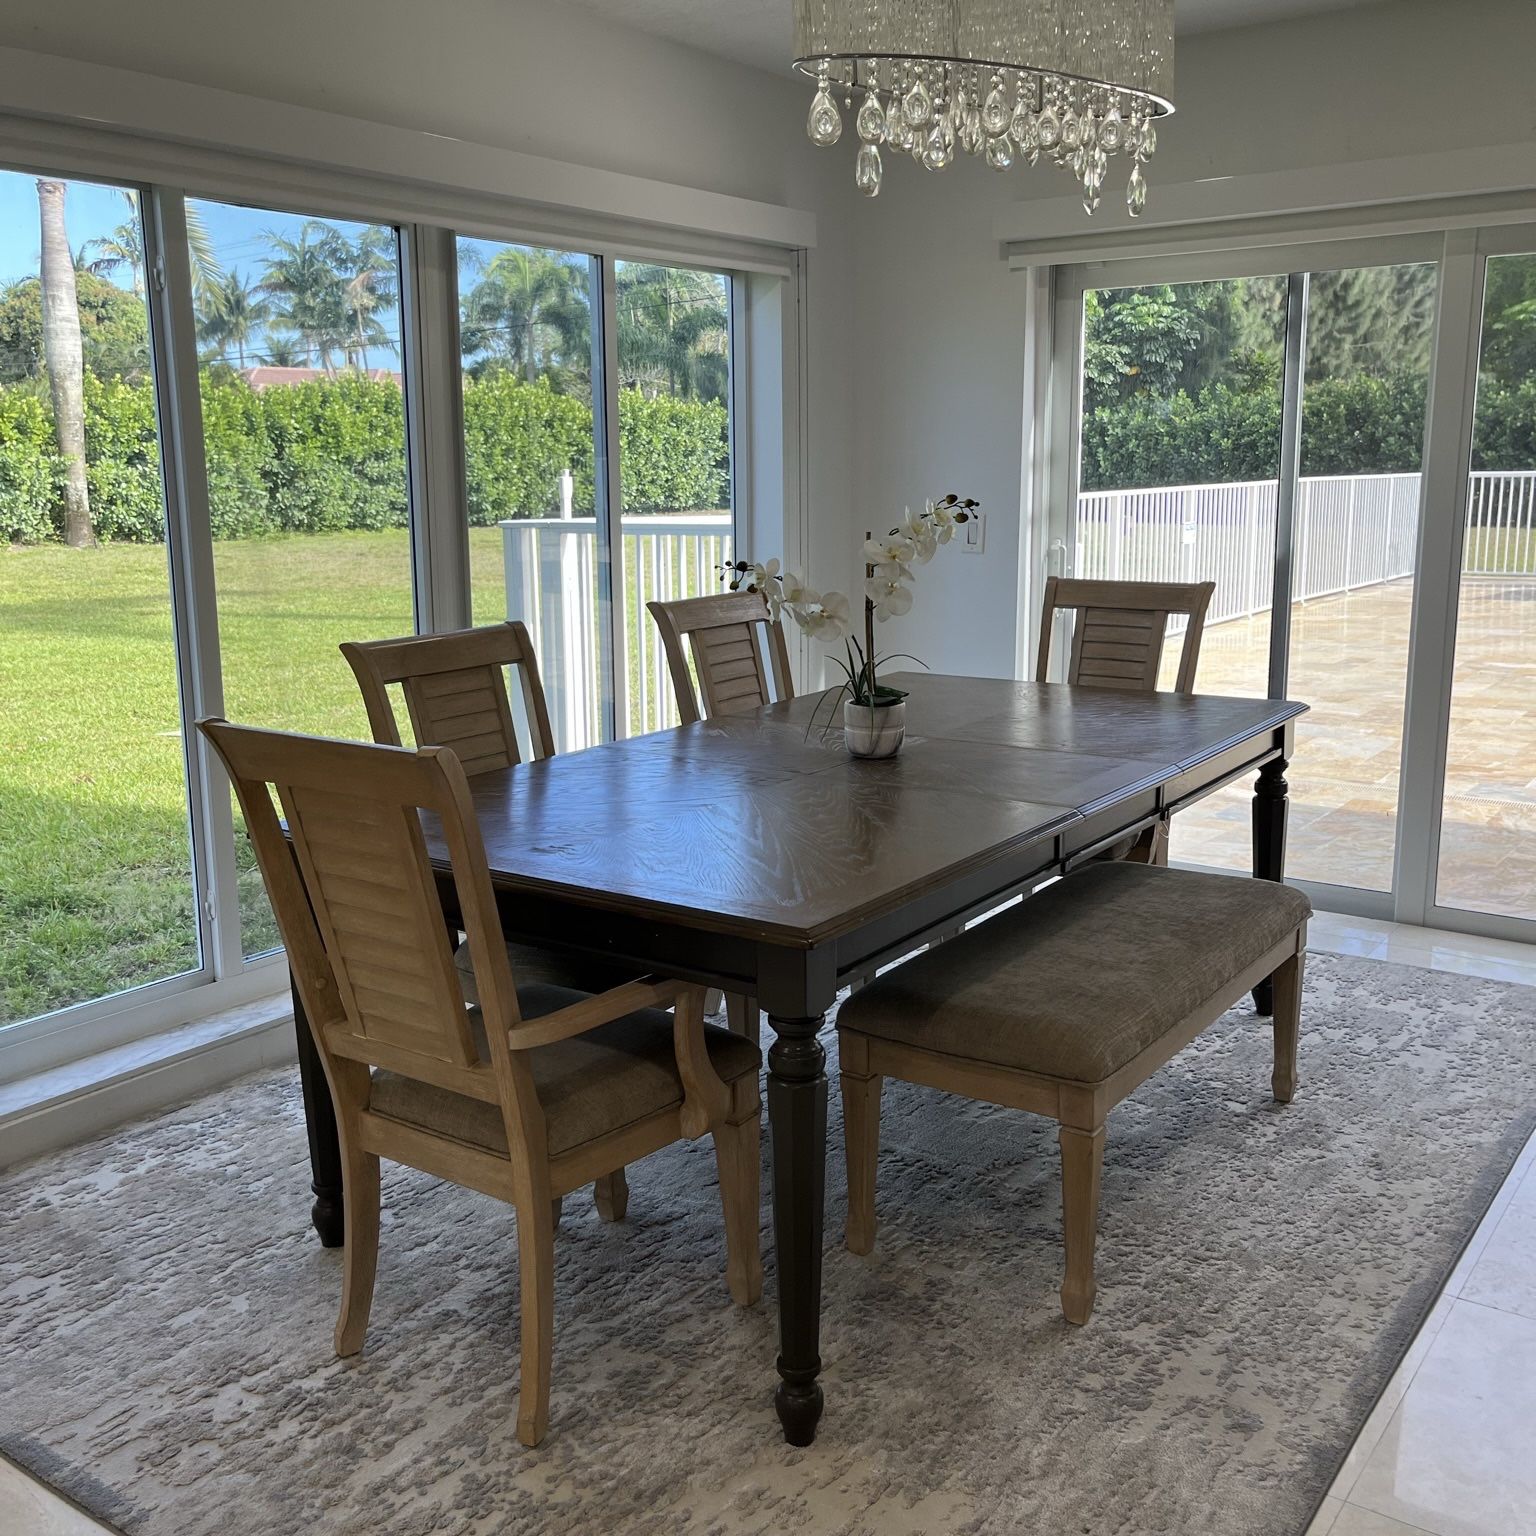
(1031, 218, 1536, 947)
(0, 119, 800, 1075)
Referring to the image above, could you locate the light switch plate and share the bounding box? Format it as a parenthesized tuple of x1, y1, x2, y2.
(958, 510, 986, 554)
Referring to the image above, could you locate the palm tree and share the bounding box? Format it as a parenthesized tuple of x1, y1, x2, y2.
(36, 180, 93, 547)
(259, 222, 351, 372)
(614, 264, 728, 401)
(86, 191, 223, 305)
(340, 227, 397, 370)
(199, 270, 269, 370)
(460, 246, 590, 386)
(256, 331, 305, 367)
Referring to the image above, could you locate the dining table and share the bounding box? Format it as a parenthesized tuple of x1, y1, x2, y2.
(287, 672, 1307, 1446)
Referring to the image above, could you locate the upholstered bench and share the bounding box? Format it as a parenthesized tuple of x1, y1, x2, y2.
(836, 861, 1310, 1324)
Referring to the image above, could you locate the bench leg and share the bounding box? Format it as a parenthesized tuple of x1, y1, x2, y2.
(1059, 1123, 1105, 1325)
(1270, 947, 1304, 1104)
(841, 1041, 882, 1256)
(593, 1169, 628, 1222)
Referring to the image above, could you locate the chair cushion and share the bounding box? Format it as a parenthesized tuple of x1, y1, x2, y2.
(453, 938, 641, 1004)
(369, 984, 760, 1158)
(837, 863, 1310, 1085)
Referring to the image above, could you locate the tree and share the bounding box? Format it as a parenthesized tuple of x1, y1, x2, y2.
(614, 263, 728, 401)
(36, 180, 93, 546)
(258, 222, 352, 372)
(199, 270, 269, 369)
(339, 227, 397, 370)
(459, 246, 590, 389)
(257, 330, 305, 367)
(86, 190, 223, 305)
(0, 270, 150, 387)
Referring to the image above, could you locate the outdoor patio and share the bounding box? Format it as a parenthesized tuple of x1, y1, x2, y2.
(1168, 577, 1536, 921)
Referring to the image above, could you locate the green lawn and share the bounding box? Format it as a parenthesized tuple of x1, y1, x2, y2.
(0, 526, 705, 1026)
(2, 532, 421, 1023)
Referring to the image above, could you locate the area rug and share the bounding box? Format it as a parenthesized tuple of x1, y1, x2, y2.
(2, 954, 1533, 1536)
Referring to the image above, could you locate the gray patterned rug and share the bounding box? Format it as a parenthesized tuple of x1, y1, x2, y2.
(2, 954, 1534, 1536)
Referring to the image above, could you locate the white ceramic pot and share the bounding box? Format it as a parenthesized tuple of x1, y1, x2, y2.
(843, 699, 906, 760)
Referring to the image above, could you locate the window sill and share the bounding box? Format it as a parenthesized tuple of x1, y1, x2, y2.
(0, 990, 295, 1169)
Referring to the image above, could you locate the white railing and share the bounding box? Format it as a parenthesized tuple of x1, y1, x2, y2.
(1076, 470, 1536, 630)
(502, 512, 732, 751)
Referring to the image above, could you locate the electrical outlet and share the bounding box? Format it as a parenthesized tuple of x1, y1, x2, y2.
(958, 510, 986, 554)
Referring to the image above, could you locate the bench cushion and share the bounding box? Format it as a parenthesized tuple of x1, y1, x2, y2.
(837, 863, 1310, 1085)
(370, 984, 760, 1158)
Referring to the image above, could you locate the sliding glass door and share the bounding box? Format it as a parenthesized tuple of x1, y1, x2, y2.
(1053, 238, 1443, 911)
(457, 243, 737, 750)
(189, 198, 417, 958)
(1435, 251, 1536, 922)
(0, 169, 202, 1025)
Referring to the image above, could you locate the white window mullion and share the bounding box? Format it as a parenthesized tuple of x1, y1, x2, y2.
(142, 187, 243, 980)
(400, 223, 470, 634)
(1393, 230, 1487, 926)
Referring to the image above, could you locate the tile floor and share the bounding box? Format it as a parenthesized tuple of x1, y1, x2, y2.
(3, 911, 1533, 1536)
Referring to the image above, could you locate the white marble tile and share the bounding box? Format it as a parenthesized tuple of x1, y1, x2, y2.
(1443, 1150, 1533, 1298)
(1460, 1179, 1536, 1322)
(1326, 1295, 1455, 1501)
(1330, 1506, 1440, 1535)
(0, 1457, 112, 1535)
(1349, 1300, 1536, 1536)
(1305, 1494, 1345, 1534)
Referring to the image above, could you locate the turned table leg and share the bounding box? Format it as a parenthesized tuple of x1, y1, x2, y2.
(1252, 755, 1290, 1016)
(292, 971, 345, 1247)
(766, 1010, 828, 1446)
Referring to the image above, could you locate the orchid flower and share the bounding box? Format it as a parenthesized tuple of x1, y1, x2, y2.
(865, 572, 914, 621)
(799, 589, 850, 639)
(863, 529, 916, 568)
(898, 505, 939, 563)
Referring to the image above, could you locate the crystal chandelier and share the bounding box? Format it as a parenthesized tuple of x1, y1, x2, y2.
(794, 0, 1175, 213)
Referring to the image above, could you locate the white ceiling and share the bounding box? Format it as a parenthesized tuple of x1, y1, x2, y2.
(569, 0, 1391, 75)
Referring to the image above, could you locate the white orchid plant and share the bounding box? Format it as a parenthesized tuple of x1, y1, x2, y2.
(721, 493, 980, 712)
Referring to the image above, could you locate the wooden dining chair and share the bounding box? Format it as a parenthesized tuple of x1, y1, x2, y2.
(647, 590, 794, 726)
(199, 718, 763, 1448)
(341, 620, 555, 769)
(1036, 577, 1217, 863)
(343, 622, 756, 1042)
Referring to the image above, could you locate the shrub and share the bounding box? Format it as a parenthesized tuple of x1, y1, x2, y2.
(83, 374, 164, 541)
(618, 390, 728, 511)
(0, 390, 59, 544)
(463, 373, 594, 523)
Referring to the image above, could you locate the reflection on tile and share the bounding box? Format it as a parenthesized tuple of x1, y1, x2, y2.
(1460, 1182, 1536, 1322)
(0, 1456, 113, 1535)
(1350, 1301, 1536, 1536)
(1327, 1296, 1455, 1501)
(1330, 1506, 1439, 1535)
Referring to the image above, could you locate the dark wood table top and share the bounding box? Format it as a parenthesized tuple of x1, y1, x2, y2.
(421, 674, 1306, 948)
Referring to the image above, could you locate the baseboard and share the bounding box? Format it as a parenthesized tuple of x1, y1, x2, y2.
(0, 994, 296, 1170)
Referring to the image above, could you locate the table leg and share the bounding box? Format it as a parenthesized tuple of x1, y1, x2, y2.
(292, 970, 345, 1247)
(766, 1010, 828, 1446)
(1251, 755, 1290, 1016)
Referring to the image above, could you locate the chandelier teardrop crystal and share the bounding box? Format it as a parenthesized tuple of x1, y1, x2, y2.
(793, 0, 1174, 214)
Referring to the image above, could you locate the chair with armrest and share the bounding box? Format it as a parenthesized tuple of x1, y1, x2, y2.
(199, 717, 762, 1447)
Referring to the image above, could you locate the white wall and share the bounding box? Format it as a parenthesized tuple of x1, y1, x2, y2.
(840, 0, 1536, 679)
(0, 0, 859, 635)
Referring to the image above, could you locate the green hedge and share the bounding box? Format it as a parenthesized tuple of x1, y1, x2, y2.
(1082, 368, 1536, 491)
(1, 371, 728, 544)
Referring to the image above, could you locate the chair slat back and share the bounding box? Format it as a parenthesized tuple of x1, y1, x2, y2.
(1037, 578, 1217, 695)
(647, 591, 794, 725)
(198, 720, 525, 1104)
(341, 622, 555, 773)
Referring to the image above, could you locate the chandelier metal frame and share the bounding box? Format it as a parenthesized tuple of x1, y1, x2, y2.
(792, 0, 1176, 213)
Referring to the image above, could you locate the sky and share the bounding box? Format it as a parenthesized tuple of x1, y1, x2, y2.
(0, 168, 404, 365)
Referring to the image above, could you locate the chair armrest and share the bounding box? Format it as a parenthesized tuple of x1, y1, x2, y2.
(505, 976, 685, 1049)
(504, 977, 730, 1140)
